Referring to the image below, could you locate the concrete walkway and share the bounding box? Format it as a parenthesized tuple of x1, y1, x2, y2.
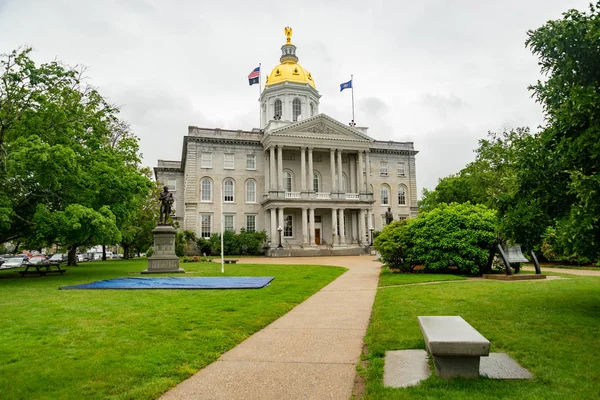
(161, 255, 381, 400)
(522, 265, 600, 276)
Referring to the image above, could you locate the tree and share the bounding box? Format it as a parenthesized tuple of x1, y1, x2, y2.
(0, 47, 151, 265)
(500, 2, 600, 258)
(373, 219, 412, 272)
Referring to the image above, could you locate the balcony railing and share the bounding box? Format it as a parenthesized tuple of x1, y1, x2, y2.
(344, 193, 359, 200)
(263, 191, 373, 201)
(316, 192, 331, 199)
(285, 191, 301, 199)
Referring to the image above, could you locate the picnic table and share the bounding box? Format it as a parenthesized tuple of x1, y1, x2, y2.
(19, 261, 67, 277)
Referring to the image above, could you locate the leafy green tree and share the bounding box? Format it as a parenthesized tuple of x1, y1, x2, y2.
(373, 220, 412, 272)
(0, 47, 151, 265)
(409, 203, 497, 275)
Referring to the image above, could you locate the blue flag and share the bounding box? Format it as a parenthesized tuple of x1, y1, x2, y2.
(340, 79, 352, 92)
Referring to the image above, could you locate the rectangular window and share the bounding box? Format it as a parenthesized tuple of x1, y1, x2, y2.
(224, 154, 235, 169)
(246, 215, 256, 232)
(398, 215, 407, 221)
(166, 179, 176, 191)
(224, 215, 235, 232)
(201, 215, 212, 238)
(397, 162, 406, 176)
(201, 152, 212, 168)
(380, 161, 388, 176)
(284, 215, 293, 237)
(381, 215, 387, 227)
(246, 154, 256, 170)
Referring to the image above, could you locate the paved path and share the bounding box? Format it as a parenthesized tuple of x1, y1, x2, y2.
(523, 266, 600, 276)
(161, 255, 381, 400)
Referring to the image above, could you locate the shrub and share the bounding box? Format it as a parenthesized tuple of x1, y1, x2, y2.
(197, 230, 268, 256)
(374, 220, 412, 272)
(408, 203, 497, 275)
(541, 226, 592, 265)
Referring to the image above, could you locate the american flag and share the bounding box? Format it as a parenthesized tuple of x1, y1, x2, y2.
(248, 66, 260, 86)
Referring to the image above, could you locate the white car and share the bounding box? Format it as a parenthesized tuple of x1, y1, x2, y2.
(76, 254, 87, 262)
(1, 257, 25, 269)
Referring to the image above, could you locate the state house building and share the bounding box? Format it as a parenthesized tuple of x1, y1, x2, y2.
(155, 29, 418, 256)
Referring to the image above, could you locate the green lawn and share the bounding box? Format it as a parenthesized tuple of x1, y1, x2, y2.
(0, 259, 344, 399)
(379, 267, 467, 287)
(363, 274, 600, 399)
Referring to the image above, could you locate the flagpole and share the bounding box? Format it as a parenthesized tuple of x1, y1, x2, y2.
(220, 184, 224, 274)
(351, 74, 355, 124)
(258, 63, 262, 128)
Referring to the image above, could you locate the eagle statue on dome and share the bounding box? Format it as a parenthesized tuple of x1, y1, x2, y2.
(284, 26, 292, 44)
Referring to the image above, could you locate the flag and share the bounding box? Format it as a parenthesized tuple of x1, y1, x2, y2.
(340, 79, 352, 92)
(248, 66, 260, 86)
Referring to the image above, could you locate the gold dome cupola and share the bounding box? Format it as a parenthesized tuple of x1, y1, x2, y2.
(265, 26, 316, 89)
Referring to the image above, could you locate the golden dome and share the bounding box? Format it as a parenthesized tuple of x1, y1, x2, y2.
(264, 27, 316, 89)
(266, 62, 316, 89)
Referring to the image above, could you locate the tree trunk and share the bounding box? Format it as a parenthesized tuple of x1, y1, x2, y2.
(102, 244, 106, 261)
(123, 244, 130, 260)
(67, 245, 78, 266)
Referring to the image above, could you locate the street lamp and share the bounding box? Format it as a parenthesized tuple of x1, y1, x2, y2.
(369, 226, 374, 246)
(277, 226, 283, 248)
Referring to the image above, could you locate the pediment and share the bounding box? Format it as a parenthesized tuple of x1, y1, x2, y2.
(266, 114, 373, 143)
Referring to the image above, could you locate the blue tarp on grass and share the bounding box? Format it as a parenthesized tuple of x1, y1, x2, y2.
(59, 276, 274, 290)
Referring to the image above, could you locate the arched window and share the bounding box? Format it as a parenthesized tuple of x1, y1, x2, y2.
(293, 98, 301, 121)
(284, 170, 293, 192)
(201, 178, 212, 202)
(274, 99, 282, 119)
(398, 185, 407, 205)
(342, 173, 348, 192)
(380, 184, 390, 205)
(313, 171, 321, 192)
(310, 102, 315, 117)
(223, 179, 234, 202)
(246, 179, 257, 203)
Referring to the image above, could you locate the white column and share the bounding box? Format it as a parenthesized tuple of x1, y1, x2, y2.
(265, 151, 270, 193)
(302, 207, 308, 246)
(278, 207, 284, 245)
(331, 208, 338, 246)
(270, 208, 277, 247)
(300, 147, 306, 192)
(358, 151, 364, 193)
(269, 146, 276, 191)
(367, 210, 373, 244)
(352, 212, 358, 243)
(307, 147, 314, 192)
(337, 149, 343, 193)
(339, 208, 346, 245)
(365, 151, 371, 193)
(309, 208, 316, 245)
(350, 155, 356, 193)
(359, 209, 366, 245)
(277, 145, 284, 191)
(330, 148, 336, 193)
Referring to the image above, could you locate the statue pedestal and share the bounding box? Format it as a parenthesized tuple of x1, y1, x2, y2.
(142, 225, 185, 274)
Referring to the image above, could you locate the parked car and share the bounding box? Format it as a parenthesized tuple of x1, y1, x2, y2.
(28, 255, 49, 265)
(49, 253, 68, 263)
(1, 257, 26, 269)
(15, 254, 30, 261)
(76, 254, 87, 262)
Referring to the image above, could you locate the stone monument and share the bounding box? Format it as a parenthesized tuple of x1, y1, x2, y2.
(142, 186, 185, 274)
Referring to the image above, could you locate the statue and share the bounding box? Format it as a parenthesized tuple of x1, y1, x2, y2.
(284, 26, 293, 44)
(159, 186, 174, 225)
(385, 207, 394, 225)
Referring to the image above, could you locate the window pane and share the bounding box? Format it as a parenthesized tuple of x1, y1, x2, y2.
(398, 186, 406, 205)
(397, 162, 405, 176)
(201, 153, 212, 168)
(274, 99, 282, 119)
(381, 185, 389, 205)
(246, 215, 256, 232)
(201, 215, 211, 238)
(246, 155, 256, 170)
(284, 215, 293, 237)
(224, 154, 234, 169)
(201, 179, 212, 201)
(246, 180, 256, 202)
(293, 98, 301, 121)
(285, 172, 292, 192)
(380, 161, 388, 176)
(224, 215, 234, 232)
(224, 179, 234, 202)
(313, 173, 319, 192)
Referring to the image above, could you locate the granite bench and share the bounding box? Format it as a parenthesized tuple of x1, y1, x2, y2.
(418, 316, 490, 378)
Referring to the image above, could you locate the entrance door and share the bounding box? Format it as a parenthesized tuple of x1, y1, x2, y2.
(315, 228, 321, 245)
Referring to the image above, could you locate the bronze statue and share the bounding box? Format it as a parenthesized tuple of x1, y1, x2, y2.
(159, 186, 174, 225)
(385, 207, 394, 225)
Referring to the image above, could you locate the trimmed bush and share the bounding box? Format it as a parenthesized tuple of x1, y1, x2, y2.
(374, 220, 412, 272)
(409, 203, 497, 274)
(197, 229, 267, 256)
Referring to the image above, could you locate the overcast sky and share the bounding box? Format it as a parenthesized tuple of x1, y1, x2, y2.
(0, 0, 591, 196)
